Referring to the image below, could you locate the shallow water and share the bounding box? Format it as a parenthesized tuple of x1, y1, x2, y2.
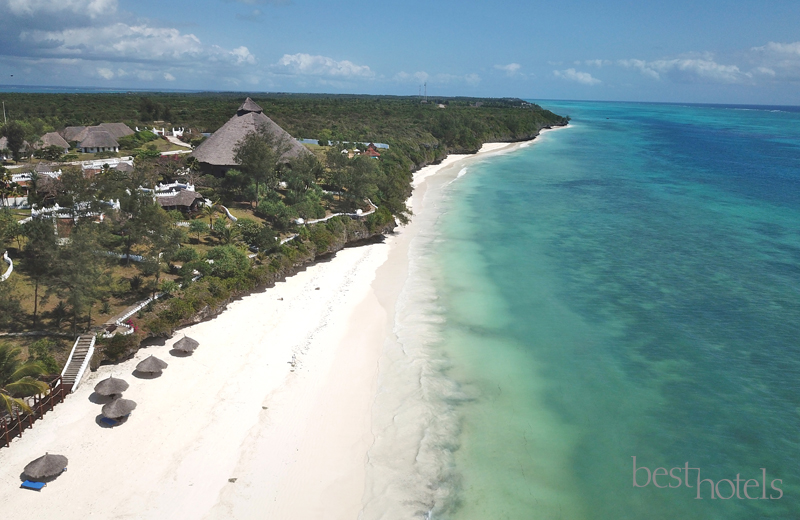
(373, 101, 800, 519)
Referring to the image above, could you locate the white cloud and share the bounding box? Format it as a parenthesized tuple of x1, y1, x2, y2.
(230, 46, 256, 65)
(619, 57, 748, 83)
(752, 41, 800, 56)
(0, 0, 262, 87)
(464, 73, 481, 85)
(6, 0, 117, 18)
(164, 72, 175, 81)
(494, 63, 521, 76)
(583, 59, 612, 68)
(274, 53, 374, 78)
(749, 41, 800, 81)
(22, 24, 204, 61)
(553, 68, 601, 85)
(394, 71, 429, 83)
(618, 59, 661, 79)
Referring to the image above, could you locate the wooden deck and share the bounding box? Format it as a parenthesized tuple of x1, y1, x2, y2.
(0, 376, 69, 448)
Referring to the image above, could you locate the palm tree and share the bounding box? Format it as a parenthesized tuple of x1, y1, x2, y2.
(0, 343, 49, 415)
(202, 199, 220, 226)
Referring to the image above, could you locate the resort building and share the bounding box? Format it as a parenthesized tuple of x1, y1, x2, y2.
(61, 123, 134, 153)
(156, 190, 205, 213)
(35, 132, 70, 154)
(191, 97, 310, 176)
(0, 136, 29, 160)
(77, 131, 119, 154)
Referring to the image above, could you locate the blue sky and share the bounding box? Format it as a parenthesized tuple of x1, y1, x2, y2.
(1, 0, 799, 104)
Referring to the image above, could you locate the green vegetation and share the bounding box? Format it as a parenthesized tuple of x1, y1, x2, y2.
(0, 92, 566, 368)
(117, 130, 159, 151)
(0, 343, 50, 414)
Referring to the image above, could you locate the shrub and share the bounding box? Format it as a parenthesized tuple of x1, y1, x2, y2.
(28, 338, 59, 374)
(172, 247, 199, 263)
(102, 333, 141, 360)
(207, 245, 250, 279)
(256, 200, 297, 230)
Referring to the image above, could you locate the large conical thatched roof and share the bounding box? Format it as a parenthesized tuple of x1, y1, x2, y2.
(136, 355, 168, 373)
(24, 453, 68, 479)
(191, 98, 310, 168)
(102, 398, 137, 419)
(94, 376, 129, 396)
(238, 97, 263, 115)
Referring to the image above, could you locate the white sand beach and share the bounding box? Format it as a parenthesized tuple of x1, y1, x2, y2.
(0, 141, 528, 519)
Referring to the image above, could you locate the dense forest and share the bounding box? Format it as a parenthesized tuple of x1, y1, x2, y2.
(0, 93, 567, 382)
(1, 92, 567, 165)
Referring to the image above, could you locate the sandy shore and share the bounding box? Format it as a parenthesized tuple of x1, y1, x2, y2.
(0, 139, 537, 519)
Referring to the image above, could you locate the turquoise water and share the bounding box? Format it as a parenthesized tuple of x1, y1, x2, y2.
(433, 102, 800, 519)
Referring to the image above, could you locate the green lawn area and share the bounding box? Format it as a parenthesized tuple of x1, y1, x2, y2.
(225, 204, 267, 224)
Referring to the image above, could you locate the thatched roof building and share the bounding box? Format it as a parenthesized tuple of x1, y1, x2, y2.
(191, 98, 310, 175)
(97, 123, 135, 139)
(35, 132, 70, 153)
(78, 131, 119, 153)
(157, 190, 205, 213)
(62, 126, 87, 141)
(62, 123, 134, 143)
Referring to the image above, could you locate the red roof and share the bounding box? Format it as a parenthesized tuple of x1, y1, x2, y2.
(363, 148, 380, 157)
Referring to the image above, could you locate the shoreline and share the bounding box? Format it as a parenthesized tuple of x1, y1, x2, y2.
(0, 133, 552, 518)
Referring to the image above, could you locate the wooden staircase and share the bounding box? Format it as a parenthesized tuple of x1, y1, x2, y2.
(60, 334, 96, 392)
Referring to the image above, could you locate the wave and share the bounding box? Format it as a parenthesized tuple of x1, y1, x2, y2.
(361, 177, 471, 519)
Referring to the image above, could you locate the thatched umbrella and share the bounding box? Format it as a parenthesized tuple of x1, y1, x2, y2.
(173, 336, 199, 353)
(135, 355, 168, 374)
(102, 398, 137, 419)
(24, 453, 68, 479)
(94, 376, 129, 396)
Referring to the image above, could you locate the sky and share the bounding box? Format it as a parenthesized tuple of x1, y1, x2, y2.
(0, 0, 799, 105)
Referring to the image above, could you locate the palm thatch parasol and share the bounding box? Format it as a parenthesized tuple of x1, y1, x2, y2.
(173, 336, 199, 353)
(94, 376, 129, 396)
(102, 398, 137, 419)
(24, 453, 68, 479)
(135, 355, 168, 373)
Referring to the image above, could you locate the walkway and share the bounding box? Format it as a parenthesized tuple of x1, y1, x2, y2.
(165, 136, 192, 149)
(60, 334, 96, 392)
(0, 251, 12, 281)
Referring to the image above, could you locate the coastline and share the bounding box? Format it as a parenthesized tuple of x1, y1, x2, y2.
(0, 135, 548, 519)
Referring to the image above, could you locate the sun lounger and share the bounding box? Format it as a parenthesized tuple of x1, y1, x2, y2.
(21, 480, 46, 491)
(101, 413, 131, 426)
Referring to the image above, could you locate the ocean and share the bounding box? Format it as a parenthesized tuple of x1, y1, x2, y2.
(367, 101, 800, 519)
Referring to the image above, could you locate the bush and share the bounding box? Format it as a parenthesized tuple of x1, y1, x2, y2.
(102, 333, 141, 361)
(236, 218, 278, 252)
(28, 338, 59, 374)
(366, 206, 394, 232)
(159, 298, 194, 323)
(173, 247, 199, 263)
(255, 200, 297, 230)
(207, 245, 250, 279)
